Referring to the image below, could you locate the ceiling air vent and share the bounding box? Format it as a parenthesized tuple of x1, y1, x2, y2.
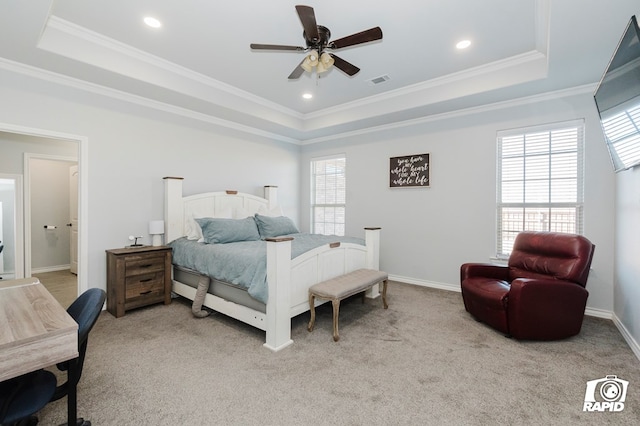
(368, 74, 390, 86)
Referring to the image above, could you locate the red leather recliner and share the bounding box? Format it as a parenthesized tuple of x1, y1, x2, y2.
(460, 231, 595, 340)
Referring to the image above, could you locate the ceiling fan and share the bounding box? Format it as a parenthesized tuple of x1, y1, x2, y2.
(250, 5, 383, 79)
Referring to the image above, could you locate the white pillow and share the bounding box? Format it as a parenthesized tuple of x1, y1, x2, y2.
(185, 213, 204, 241)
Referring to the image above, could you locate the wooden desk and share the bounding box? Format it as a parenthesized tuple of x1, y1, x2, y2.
(0, 277, 79, 423)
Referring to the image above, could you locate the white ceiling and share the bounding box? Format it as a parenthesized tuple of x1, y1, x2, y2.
(0, 0, 638, 144)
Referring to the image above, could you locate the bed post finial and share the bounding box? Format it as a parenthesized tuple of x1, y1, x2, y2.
(164, 177, 184, 244)
(264, 186, 278, 209)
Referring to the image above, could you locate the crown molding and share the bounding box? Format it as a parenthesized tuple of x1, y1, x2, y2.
(0, 57, 301, 144)
(300, 84, 596, 145)
(0, 53, 594, 147)
(39, 17, 305, 126)
(305, 50, 547, 122)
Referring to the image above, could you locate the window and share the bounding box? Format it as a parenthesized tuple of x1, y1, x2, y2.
(497, 120, 584, 257)
(311, 155, 346, 236)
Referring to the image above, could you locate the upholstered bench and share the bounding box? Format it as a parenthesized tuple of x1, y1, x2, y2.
(307, 269, 389, 341)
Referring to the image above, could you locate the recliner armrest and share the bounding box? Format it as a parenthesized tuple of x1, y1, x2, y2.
(460, 263, 510, 283)
(509, 278, 589, 301)
(507, 278, 589, 340)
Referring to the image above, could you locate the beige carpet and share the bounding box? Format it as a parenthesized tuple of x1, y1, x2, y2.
(38, 282, 640, 425)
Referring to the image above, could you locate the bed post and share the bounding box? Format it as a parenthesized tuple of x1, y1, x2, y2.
(263, 185, 278, 209)
(264, 237, 294, 352)
(164, 177, 184, 244)
(365, 227, 381, 298)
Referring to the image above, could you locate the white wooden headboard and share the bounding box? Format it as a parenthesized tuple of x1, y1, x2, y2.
(163, 177, 278, 243)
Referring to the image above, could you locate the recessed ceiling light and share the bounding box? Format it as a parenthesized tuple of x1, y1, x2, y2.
(144, 17, 162, 28)
(302, 93, 313, 100)
(456, 40, 471, 49)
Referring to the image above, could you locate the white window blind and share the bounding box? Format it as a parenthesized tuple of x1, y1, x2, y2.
(497, 121, 584, 256)
(311, 155, 346, 236)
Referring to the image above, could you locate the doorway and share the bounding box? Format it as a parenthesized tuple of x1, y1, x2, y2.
(25, 155, 78, 307)
(0, 123, 88, 299)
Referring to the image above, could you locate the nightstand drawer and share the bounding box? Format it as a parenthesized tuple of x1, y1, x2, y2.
(125, 256, 165, 276)
(125, 272, 165, 299)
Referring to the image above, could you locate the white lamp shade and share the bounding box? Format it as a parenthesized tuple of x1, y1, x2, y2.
(148, 220, 164, 235)
(319, 52, 334, 68)
(301, 50, 319, 72)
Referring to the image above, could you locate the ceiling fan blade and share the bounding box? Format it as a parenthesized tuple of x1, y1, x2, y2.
(250, 43, 305, 51)
(295, 5, 319, 41)
(288, 59, 306, 80)
(330, 54, 360, 76)
(330, 27, 383, 49)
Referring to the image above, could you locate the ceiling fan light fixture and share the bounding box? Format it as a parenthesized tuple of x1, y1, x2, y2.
(319, 52, 334, 68)
(301, 58, 313, 73)
(301, 50, 319, 72)
(250, 5, 383, 79)
(308, 50, 319, 63)
(316, 62, 328, 74)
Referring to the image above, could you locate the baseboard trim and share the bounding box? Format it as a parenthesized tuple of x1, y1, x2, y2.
(31, 264, 71, 274)
(390, 274, 613, 319)
(389, 274, 460, 293)
(612, 314, 640, 362)
(584, 307, 612, 319)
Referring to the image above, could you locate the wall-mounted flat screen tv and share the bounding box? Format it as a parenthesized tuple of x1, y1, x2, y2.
(594, 15, 640, 172)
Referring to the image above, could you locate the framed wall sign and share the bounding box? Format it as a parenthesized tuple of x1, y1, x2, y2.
(389, 153, 430, 188)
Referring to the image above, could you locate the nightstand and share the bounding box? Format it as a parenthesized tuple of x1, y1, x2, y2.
(106, 245, 172, 317)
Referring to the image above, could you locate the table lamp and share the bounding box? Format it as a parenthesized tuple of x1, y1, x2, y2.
(148, 220, 165, 246)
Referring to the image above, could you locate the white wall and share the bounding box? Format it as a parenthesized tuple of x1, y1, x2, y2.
(0, 68, 300, 292)
(611, 6, 640, 361)
(0, 133, 78, 170)
(615, 161, 640, 354)
(301, 89, 616, 313)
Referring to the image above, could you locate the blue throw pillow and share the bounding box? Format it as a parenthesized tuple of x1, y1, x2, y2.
(254, 214, 299, 238)
(195, 217, 261, 244)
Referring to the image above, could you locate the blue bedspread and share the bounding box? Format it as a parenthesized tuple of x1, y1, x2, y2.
(169, 233, 365, 303)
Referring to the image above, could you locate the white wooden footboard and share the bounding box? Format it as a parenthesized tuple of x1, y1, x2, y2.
(263, 230, 379, 351)
(164, 177, 380, 352)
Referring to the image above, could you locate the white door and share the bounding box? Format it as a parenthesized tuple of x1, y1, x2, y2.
(69, 165, 78, 275)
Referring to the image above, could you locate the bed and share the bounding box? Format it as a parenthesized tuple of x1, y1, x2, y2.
(164, 177, 381, 351)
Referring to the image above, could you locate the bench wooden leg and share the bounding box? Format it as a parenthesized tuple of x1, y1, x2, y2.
(382, 279, 388, 309)
(332, 299, 341, 342)
(307, 293, 316, 332)
(309, 276, 388, 342)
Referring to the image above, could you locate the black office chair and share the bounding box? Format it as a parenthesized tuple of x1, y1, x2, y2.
(0, 240, 4, 280)
(0, 370, 57, 425)
(50, 288, 106, 425)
